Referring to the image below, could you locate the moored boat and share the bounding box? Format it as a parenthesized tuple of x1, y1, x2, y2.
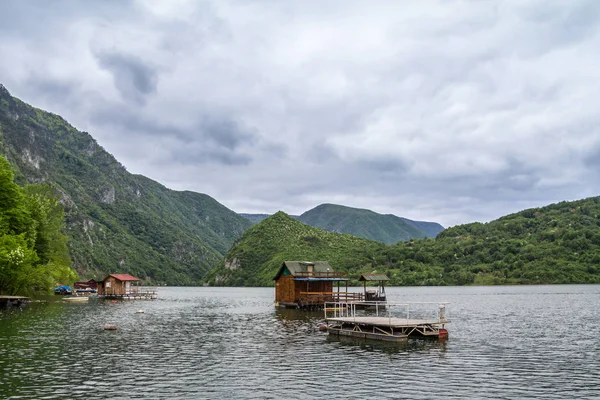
(62, 296, 89, 302)
(54, 285, 73, 295)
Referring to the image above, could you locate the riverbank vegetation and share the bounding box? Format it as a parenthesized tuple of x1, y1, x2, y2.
(0, 156, 76, 295)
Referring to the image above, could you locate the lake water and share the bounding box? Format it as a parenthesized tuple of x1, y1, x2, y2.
(1, 285, 599, 399)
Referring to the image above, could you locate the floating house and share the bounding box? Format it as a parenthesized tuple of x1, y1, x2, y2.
(74, 279, 98, 290)
(74, 279, 98, 294)
(274, 261, 362, 309)
(97, 274, 157, 300)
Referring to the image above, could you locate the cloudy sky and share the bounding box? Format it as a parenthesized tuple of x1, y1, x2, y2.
(1, 0, 600, 227)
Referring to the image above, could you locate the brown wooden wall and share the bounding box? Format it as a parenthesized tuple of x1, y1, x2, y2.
(294, 281, 333, 300)
(101, 277, 127, 295)
(275, 276, 295, 303)
(276, 277, 336, 304)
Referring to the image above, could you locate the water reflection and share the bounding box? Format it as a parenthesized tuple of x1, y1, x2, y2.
(325, 332, 448, 354)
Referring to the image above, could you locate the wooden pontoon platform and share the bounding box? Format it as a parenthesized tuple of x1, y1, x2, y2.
(325, 301, 449, 342)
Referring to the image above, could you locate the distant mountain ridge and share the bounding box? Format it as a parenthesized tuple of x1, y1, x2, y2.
(238, 213, 271, 224)
(212, 196, 600, 286)
(240, 204, 443, 244)
(0, 84, 252, 284)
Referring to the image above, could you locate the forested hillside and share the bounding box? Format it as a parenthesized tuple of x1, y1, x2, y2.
(208, 198, 600, 286)
(398, 197, 600, 285)
(0, 84, 251, 284)
(297, 204, 443, 243)
(203, 211, 386, 286)
(240, 204, 444, 243)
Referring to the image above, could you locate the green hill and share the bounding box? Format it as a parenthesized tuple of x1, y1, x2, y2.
(0, 84, 252, 284)
(297, 203, 443, 243)
(203, 211, 387, 286)
(207, 198, 600, 286)
(399, 196, 600, 285)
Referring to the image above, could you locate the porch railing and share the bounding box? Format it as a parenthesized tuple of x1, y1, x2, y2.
(293, 271, 348, 278)
(298, 291, 364, 305)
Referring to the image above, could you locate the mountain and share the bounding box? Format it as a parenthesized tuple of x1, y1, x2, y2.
(203, 211, 386, 286)
(297, 203, 443, 244)
(207, 197, 600, 286)
(238, 213, 271, 224)
(399, 217, 444, 238)
(240, 204, 444, 244)
(0, 84, 252, 284)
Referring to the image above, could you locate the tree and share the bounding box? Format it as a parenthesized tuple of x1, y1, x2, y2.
(0, 156, 76, 295)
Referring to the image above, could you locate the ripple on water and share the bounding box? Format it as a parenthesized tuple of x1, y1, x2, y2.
(1, 286, 600, 399)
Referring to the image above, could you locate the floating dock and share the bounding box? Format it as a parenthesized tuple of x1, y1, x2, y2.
(0, 296, 31, 308)
(324, 301, 449, 342)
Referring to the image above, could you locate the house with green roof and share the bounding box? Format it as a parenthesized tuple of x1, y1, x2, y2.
(273, 261, 352, 308)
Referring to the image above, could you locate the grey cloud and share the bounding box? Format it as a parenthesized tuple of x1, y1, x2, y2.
(95, 50, 158, 105)
(23, 76, 79, 103)
(201, 118, 257, 151)
(358, 157, 409, 175)
(171, 146, 253, 166)
(88, 102, 258, 166)
(2, 1, 600, 226)
(0, 0, 136, 37)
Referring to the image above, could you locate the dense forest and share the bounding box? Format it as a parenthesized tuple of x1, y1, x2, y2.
(384, 197, 600, 285)
(0, 156, 76, 295)
(208, 198, 600, 286)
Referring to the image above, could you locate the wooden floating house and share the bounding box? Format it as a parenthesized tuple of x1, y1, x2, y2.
(74, 279, 98, 294)
(97, 274, 158, 300)
(325, 301, 449, 342)
(274, 261, 364, 309)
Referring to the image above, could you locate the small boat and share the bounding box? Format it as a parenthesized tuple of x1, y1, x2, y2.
(62, 296, 89, 302)
(54, 285, 73, 295)
(75, 288, 97, 295)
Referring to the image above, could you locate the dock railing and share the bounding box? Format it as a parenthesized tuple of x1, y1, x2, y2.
(299, 291, 364, 305)
(100, 286, 159, 299)
(125, 286, 158, 295)
(294, 271, 348, 278)
(324, 301, 450, 325)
